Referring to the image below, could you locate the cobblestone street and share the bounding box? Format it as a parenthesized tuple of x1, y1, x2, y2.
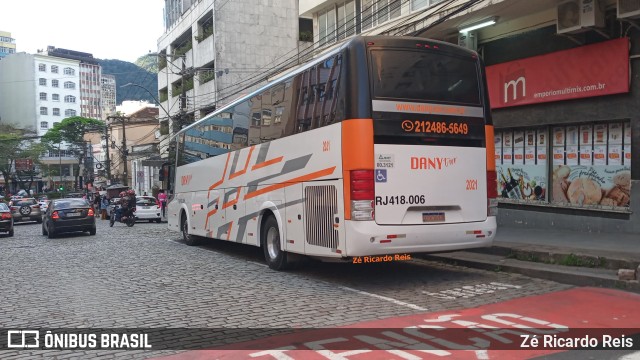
(1, 219, 572, 359)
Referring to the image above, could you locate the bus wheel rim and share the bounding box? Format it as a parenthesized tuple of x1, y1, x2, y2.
(266, 227, 279, 259)
(182, 219, 188, 239)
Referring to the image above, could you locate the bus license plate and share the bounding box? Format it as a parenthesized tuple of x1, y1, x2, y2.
(422, 212, 445, 222)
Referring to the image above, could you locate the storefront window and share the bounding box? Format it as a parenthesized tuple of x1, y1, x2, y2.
(496, 127, 548, 203)
(551, 122, 631, 209)
(496, 121, 631, 210)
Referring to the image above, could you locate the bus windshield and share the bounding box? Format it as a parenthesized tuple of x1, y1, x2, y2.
(369, 49, 481, 105)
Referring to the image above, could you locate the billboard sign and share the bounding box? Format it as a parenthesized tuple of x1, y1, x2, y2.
(486, 38, 629, 109)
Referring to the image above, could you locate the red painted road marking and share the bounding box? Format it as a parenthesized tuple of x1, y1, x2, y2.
(156, 287, 640, 359)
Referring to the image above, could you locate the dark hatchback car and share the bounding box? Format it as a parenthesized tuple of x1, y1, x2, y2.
(0, 202, 14, 236)
(42, 198, 96, 238)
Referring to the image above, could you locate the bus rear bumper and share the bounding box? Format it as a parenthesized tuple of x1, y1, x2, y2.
(344, 217, 496, 257)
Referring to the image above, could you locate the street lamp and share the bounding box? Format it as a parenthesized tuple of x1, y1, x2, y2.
(121, 83, 172, 121)
(121, 82, 177, 156)
(121, 82, 177, 191)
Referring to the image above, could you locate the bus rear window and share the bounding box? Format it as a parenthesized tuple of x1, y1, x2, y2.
(370, 49, 481, 105)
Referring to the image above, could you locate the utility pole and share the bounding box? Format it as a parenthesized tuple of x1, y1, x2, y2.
(107, 115, 129, 186)
(104, 125, 111, 183)
(121, 117, 128, 186)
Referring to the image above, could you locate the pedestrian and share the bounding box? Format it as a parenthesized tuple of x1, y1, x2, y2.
(101, 196, 109, 220)
(93, 193, 101, 216)
(158, 190, 167, 217)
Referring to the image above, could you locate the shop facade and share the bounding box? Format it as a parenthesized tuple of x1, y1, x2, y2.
(484, 27, 639, 234)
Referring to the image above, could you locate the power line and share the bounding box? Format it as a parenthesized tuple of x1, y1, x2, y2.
(168, 0, 421, 113)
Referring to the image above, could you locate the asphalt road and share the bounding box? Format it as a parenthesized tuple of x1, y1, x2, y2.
(0, 218, 572, 359)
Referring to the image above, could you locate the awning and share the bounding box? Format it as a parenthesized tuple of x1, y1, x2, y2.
(141, 159, 167, 167)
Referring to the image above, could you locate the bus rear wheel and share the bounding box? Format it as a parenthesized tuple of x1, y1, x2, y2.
(262, 215, 289, 270)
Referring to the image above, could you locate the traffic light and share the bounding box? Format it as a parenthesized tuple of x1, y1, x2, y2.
(159, 163, 170, 181)
(59, 186, 64, 191)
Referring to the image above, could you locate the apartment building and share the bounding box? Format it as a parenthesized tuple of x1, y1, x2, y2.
(42, 47, 103, 120)
(300, 0, 640, 234)
(101, 74, 117, 120)
(0, 31, 16, 59)
(0, 53, 81, 135)
(157, 0, 301, 158)
(0, 52, 82, 191)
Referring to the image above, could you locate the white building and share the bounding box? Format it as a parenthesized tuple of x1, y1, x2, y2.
(157, 0, 301, 158)
(0, 52, 81, 136)
(40, 47, 104, 121)
(0, 52, 82, 190)
(101, 74, 117, 120)
(117, 100, 156, 116)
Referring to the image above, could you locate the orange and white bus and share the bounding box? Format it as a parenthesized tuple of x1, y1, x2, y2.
(167, 36, 498, 270)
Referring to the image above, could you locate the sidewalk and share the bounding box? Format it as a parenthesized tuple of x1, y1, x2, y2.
(423, 225, 640, 292)
(494, 227, 640, 261)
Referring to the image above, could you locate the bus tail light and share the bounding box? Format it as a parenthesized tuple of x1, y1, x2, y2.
(486, 125, 498, 217)
(350, 170, 374, 221)
(487, 170, 498, 217)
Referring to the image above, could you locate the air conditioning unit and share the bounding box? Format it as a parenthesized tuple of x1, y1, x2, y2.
(557, 0, 605, 34)
(618, 0, 640, 19)
(458, 31, 477, 51)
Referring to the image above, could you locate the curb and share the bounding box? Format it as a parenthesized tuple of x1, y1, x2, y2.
(472, 243, 640, 271)
(422, 251, 640, 293)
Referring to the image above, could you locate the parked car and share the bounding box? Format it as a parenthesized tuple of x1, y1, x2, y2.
(10, 198, 42, 223)
(9, 196, 22, 204)
(38, 198, 50, 212)
(0, 202, 14, 236)
(42, 198, 96, 238)
(133, 196, 162, 223)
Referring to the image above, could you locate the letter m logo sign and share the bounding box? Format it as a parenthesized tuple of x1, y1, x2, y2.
(500, 67, 526, 105)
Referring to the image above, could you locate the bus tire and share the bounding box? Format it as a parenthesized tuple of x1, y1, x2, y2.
(262, 215, 288, 270)
(182, 213, 199, 246)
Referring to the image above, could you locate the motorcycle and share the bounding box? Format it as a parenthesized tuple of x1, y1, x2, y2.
(109, 204, 136, 227)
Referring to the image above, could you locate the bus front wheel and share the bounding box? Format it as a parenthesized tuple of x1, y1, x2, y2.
(262, 215, 289, 270)
(182, 214, 199, 246)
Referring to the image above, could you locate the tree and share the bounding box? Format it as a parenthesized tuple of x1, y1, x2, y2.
(41, 116, 106, 190)
(0, 125, 45, 194)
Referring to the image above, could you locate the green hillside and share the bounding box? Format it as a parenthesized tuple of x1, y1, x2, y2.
(98, 58, 158, 106)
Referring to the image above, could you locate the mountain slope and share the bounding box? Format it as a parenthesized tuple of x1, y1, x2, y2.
(98, 59, 158, 105)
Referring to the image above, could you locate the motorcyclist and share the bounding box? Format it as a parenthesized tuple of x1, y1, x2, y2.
(122, 189, 137, 220)
(115, 191, 127, 221)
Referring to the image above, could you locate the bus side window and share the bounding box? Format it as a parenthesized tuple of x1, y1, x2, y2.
(280, 79, 297, 137)
(248, 95, 262, 145)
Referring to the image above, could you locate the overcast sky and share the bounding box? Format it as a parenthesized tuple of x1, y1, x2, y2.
(4, 1, 165, 62)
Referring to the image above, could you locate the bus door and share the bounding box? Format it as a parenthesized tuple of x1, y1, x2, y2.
(189, 190, 210, 237)
(283, 183, 305, 254)
(222, 186, 245, 243)
(206, 188, 223, 238)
